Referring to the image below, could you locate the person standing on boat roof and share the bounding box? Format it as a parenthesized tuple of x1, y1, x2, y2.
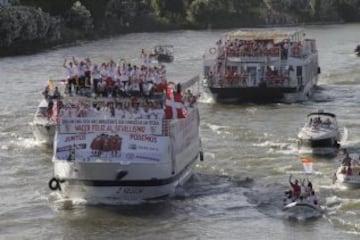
(63, 59, 78, 94)
(289, 174, 301, 200)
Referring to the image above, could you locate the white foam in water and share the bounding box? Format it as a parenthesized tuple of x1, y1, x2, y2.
(16, 137, 43, 149)
(340, 127, 349, 145)
(253, 139, 298, 155)
(198, 91, 215, 104)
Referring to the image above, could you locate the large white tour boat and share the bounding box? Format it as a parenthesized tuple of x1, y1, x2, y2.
(47, 59, 203, 202)
(203, 29, 320, 103)
(297, 110, 341, 156)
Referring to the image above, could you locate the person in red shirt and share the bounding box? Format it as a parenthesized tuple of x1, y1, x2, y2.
(289, 174, 301, 200)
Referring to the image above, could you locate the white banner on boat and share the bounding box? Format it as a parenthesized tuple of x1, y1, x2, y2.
(55, 132, 169, 163)
(59, 118, 163, 135)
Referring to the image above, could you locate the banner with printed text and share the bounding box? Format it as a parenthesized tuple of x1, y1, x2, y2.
(59, 117, 163, 135)
(55, 132, 169, 163)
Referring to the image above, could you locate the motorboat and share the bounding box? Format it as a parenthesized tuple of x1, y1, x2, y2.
(48, 60, 203, 202)
(203, 29, 320, 103)
(355, 44, 360, 56)
(151, 45, 174, 63)
(283, 172, 322, 219)
(334, 162, 360, 189)
(297, 110, 340, 156)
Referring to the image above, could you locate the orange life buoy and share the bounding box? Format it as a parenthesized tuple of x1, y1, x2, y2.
(209, 48, 217, 55)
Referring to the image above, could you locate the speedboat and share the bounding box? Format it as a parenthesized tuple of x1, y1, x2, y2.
(355, 44, 360, 56)
(48, 60, 202, 202)
(297, 110, 340, 156)
(151, 45, 174, 63)
(334, 164, 360, 189)
(30, 99, 57, 145)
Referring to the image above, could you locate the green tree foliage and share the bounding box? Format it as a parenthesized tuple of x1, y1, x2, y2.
(187, 0, 232, 27)
(65, 1, 94, 32)
(337, 0, 360, 21)
(0, 6, 61, 47)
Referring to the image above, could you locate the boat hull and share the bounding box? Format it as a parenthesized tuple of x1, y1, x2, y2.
(157, 54, 174, 63)
(283, 202, 322, 219)
(298, 137, 340, 156)
(53, 154, 198, 202)
(206, 81, 314, 103)
(31, 122, 56, 145)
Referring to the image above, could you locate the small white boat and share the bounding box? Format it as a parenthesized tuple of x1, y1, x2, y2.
(30, 99, 57, 145)
(334, 165, 360, 189)
(297, 110, 340, 156)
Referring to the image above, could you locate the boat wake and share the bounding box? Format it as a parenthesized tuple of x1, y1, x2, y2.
(340, 127, 349, 146)
(253, 139, 298, 155)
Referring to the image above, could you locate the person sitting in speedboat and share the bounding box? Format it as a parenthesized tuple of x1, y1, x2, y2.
(284, 191, 293, 204)
(341, 149, 352, 175)
(324, 118, 332, 127)
(289, 174, 301, 200)
(307, 191, 318, 205)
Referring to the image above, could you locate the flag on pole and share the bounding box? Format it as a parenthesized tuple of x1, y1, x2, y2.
(301, 157, 313, 175)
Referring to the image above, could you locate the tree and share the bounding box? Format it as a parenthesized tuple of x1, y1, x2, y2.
(65, 1, 93, 32)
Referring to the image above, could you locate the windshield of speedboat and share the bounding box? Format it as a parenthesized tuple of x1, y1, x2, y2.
(306, 115, 338, 129)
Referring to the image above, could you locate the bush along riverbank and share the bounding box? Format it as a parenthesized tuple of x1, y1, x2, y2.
(1, 0, 360, 57)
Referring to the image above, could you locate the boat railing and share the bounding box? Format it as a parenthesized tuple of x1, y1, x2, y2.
(225, 46, 281, 59)
(206, 73, 291, 88)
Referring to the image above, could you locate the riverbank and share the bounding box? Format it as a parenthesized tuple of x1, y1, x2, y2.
(0, 1, 354, 57)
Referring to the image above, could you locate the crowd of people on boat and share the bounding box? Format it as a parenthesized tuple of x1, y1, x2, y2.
(59, 100, 166, 120)
(40, 57, 198, 121)
(206, 65, 289, 87)
(283, 174, 318, 206)
(61, 57, 169, 98)
(211, 38, 304, 59)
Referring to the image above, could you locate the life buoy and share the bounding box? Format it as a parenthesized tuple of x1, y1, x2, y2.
(48, 177, 61, 191)
(209, 48, 217, 55)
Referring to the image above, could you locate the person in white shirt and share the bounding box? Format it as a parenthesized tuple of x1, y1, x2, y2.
(154, 102, 165, 119)
(307, 191, 318, 205)
(92, 64, 101, 93)
(63, 59, 78, 94)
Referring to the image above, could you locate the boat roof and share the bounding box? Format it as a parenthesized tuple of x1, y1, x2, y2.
(307, 112, 336, 118)
(223, 29, 304, 42)
(155, 45, 174, 49)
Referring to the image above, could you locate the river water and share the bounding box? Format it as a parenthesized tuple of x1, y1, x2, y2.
(1, 24, 360, 239)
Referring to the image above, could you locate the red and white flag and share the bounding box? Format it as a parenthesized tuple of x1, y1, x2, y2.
(165, 85, 187, 119)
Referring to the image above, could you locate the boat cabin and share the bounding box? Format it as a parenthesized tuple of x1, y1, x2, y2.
(204, 29, 319, 89)
(305, 111, 338, 129)
(153, 45, 174, 63)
